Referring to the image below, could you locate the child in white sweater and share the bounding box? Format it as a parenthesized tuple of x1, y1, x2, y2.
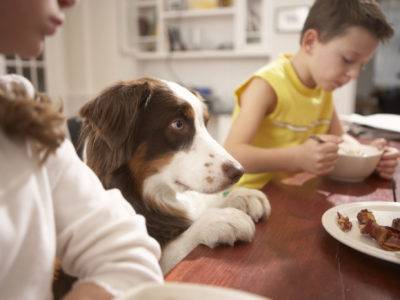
(0, 1, 163, 299)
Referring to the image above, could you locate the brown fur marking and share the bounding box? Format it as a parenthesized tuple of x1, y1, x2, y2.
(129, 143, 189, 219)
(80, 77, 195, 248)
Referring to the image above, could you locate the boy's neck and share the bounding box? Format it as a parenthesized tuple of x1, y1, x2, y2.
(290, 50, 317, 89)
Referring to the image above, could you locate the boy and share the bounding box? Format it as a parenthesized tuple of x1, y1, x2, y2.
(224, 0, 399, 190)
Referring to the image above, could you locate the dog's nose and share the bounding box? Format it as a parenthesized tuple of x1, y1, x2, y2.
(222, 163, 244, 183)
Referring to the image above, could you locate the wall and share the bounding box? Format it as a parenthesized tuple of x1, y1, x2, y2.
(62, 0, 140, 117)
(132, 0, 355, 116)
(374, 0, 400, 88)
(137, 57, 268, 111)
(135, 0, 355, 117)
(45, 27, 67, 105)
(61, 0, 356, 118)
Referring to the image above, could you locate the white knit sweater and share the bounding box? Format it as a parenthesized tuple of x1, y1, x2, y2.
(0, 132, 163, 300)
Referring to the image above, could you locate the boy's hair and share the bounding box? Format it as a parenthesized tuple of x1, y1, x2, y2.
(300, 0, 394, 43)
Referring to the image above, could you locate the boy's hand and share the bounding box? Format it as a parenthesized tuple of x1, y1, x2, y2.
(298, 135, 342, 175)
(371, 138, 400, 180)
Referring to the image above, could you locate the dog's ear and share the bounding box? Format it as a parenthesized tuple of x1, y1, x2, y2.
(189, 89, 210, 122)
(80, 81, 153, 149)
(189, 89, 204, 101)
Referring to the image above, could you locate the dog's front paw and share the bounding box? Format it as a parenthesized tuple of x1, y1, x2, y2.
(223, 187, 271, 222)
(193, 207, 255, 248)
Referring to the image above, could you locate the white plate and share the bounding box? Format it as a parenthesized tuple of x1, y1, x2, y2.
(116, 282, 270, 300)
(321, 201, 400, 264)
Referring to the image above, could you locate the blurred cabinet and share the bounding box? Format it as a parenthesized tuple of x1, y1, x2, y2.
(119, 0, 269, 59)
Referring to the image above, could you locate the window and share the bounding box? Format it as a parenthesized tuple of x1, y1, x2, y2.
(2, 53, 47, 93)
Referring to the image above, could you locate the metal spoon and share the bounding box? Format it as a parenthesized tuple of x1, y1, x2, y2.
(309, 135, 325, 144)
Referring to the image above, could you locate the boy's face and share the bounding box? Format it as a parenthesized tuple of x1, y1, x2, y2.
(308, 26, 379, 92)
(0, 0, 78, 58)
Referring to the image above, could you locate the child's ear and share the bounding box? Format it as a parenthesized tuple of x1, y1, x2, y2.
(302, 29, 319, 54)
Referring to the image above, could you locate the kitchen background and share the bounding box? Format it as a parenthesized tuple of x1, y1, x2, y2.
(0, 0, 399, 144)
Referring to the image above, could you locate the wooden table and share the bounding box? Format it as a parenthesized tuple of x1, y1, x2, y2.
(165, 141, 400, 300)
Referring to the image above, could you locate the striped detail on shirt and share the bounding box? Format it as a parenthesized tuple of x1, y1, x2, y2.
(273, 119, 331, 132)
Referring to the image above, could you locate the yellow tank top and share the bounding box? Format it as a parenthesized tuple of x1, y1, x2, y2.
(232, 54, 334, 189)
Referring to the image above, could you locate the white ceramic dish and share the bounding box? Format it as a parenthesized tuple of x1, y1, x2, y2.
(115, 282, 270, 300)
(321, 201, 400, 264)
(328, 143, 382, 182)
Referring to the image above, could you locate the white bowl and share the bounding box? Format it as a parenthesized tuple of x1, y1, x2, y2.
(328, 143, 383, 182)
(115, 282, 270, 300)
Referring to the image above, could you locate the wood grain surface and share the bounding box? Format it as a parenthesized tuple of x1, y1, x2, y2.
(165, 140, 400, 300)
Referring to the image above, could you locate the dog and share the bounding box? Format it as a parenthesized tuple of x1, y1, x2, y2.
(79, 77, 271, 274)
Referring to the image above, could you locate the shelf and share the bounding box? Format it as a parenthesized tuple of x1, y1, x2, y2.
(130, 49, 270, 60)
(120, 0, 268, 59)
(246, 31, 260, 38)
(136, 0, 156, 8)
(163, 7, 235, 19)
(137, 35, 157, 44)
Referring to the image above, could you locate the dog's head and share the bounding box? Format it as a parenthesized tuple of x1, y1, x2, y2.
(80, 77, 243, 197)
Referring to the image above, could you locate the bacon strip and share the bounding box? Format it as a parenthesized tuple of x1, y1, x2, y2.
(357, 209, 400, 251)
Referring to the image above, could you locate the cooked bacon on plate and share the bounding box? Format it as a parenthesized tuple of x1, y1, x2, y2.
(357, 209, 376, 227)
(357, 209, 400, 251)
(337, 212, 352, 232)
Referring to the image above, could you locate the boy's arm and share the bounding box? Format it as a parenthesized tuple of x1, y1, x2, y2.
(224, 77, 293, 173)
(224, 77, 276, 170)
(224, 78, 340, 175)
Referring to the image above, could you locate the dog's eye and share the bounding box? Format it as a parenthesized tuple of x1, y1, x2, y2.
(170, 119, 185, 130)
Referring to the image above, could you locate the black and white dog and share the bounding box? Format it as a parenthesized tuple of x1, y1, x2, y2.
(80, 77, 271, 273)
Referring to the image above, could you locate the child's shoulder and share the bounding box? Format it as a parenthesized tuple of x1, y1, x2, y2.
(254, 54, 293, 81)
(236, 54, 294, 99)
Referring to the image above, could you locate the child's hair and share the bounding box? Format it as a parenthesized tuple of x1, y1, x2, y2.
(0, 93, 65, 164)
(300, 0, 394, 43)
